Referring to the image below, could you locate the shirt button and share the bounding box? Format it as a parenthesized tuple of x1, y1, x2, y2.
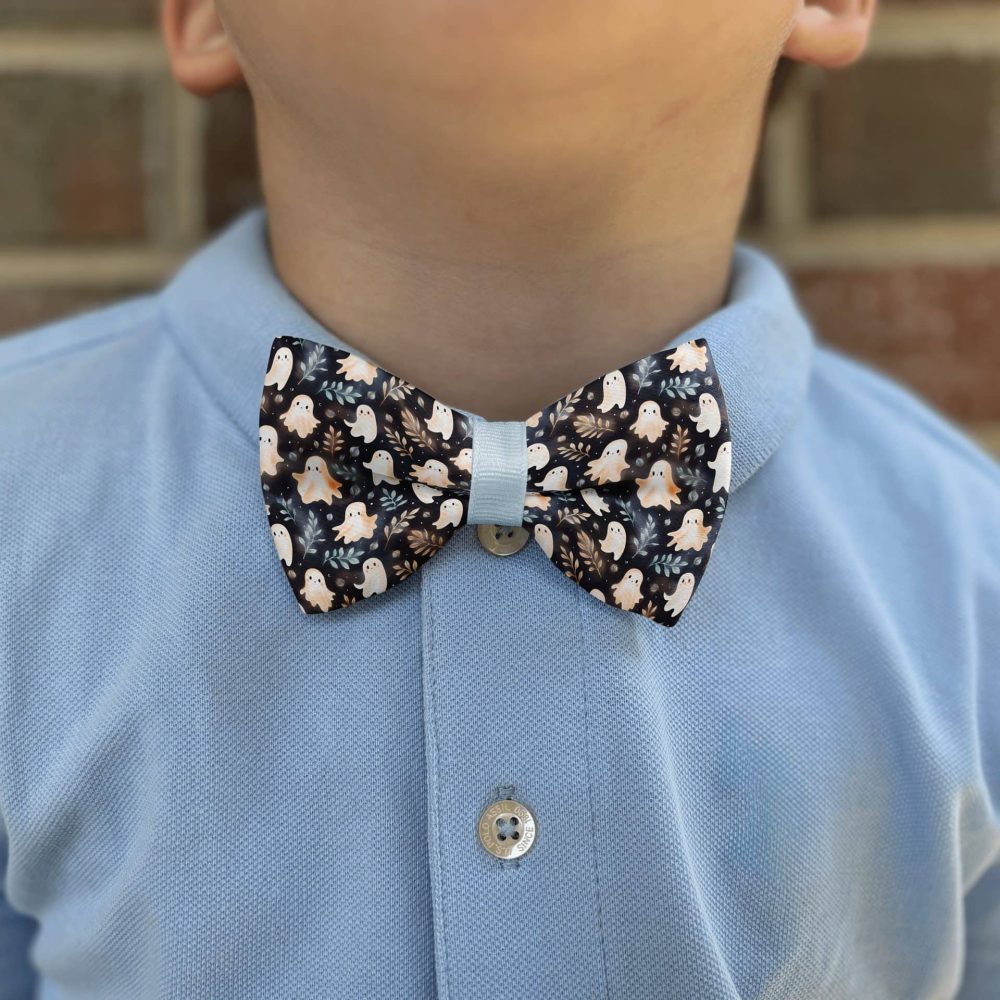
(476, 523, 530, 557)
(477, 797, 538, 860)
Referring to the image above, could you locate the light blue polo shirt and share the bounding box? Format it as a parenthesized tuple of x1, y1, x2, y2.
(1, 209, 998, 999)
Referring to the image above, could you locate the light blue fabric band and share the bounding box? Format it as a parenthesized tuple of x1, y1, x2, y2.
(467, 420, 528, 526)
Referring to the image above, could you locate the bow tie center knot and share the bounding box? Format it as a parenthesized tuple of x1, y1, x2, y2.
(467, 420, 528, 527)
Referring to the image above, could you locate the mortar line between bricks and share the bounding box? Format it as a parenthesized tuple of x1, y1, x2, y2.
(870, 8, 1000, 57)
(748, 217, 1000, 268)
(0, 249, 185, 287)
(759, 69, 815, 234)
(168, 86, 208, 246)
(0, 30, 165, 74)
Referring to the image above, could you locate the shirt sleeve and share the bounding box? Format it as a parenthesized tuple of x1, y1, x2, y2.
(0, 833, 38, 1000)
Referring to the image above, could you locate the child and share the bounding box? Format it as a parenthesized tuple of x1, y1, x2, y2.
(1, 1, 997, 996)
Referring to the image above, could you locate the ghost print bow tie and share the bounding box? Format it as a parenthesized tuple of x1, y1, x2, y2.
(260, 335, 731, 626)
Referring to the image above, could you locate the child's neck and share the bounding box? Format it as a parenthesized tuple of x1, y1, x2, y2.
(259, 106, 756, 421)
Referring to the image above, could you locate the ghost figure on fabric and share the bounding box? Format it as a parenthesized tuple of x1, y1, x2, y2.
(580, 488, 610, 517)
(300, 567, 335, 612)
(691, 393, 722, 438)
(335, 501, 378, 543)
(635, 459, 681, 510)
(411, 482, 443, 504)
(527, 443, 550, 471)
(363, 449, 399, 486)
(426, 400, 454, 440)
(356, 558, 388, 598)
(293, 455, 343, 505)
(586, 439, 629, 485)
(270, 523, 294, 567)
(263, 346, 294, 390)
(708, 441, 732, 493)
(668, 509, 712, 552)
(337, 353, 378, 384)
(599, 521, 628, 561)
(412, 460, 453, 488)
(597, 370, 627, 412)
(259, 425, 283, 477)
(346, 404, 378, 443)
(434, 498, 464, 529)
(533, 524, 554, 559)
(538, 465, 569, 492)
(666, 340, 708, 373)
(663, 572, 696, 619)
(611, 568, 644, 611)
(524, 492, 551, 511)
(630, 400, 668, 443)
(281, 394, 320, 438)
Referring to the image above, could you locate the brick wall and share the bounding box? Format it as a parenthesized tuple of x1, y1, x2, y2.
(1, 1, 998, 456)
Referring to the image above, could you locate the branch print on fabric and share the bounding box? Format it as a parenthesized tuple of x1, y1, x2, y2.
(260, 335, 731, 625)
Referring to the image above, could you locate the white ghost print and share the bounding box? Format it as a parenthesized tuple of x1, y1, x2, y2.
(264, 346, 294, 390)
(538, 465, 569, 492)
(334, 501, 378, 542)
(598, 370, 626, 413)
(455, 448, 474, 473)
(526, 411, 542, 428)
(412, 460, 453, 488)
(337, 353, 378, 385)
(635, 459, 681, 510)
(427, 401, 454, 440)
(580, 488, 610, 517)
(270, 523, 294, 566)
(293, 455, 343, 505)
(611, 568, 644, 611)
(586, 439, 629, 485)
(708, 441, 731, 493)
(280, 394, 320, 439)
(346, 404, 378, 444)
(527, 443, 550, 471)
(434, 498, 464, 529)
(533, 523, 554, 559)
(599, 521, 627, 561)
(356, 558, 388, 598)
(663, 572, 696, 619)
(691, 393, 721, 438)
(668, 508, 712, 551)
(363, 449, 399, 486)
(589, 588, 606, 603)
(630, 400, 668, 443)
(524, 492, 551, 510)
(259, 425, 283, 477)
(411, 482, 443, 503)
(300, 567, 335, 612)
(667, 340, 708, 373)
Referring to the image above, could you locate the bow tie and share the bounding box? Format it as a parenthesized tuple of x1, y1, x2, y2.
(259, 335, 731, 626)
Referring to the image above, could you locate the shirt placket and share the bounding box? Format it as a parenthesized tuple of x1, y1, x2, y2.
(420, 526, 610, 999)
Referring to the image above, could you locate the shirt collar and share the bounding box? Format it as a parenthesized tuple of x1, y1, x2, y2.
(162, 207, 813, 492)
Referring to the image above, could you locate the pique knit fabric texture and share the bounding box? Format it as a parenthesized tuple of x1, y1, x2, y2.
(0, 209, 998, 999)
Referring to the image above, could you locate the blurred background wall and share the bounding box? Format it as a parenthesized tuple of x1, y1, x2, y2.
(0, 0, 998, 456)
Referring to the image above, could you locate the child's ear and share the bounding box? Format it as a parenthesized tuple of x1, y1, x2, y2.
(782, 0, 877, 70)
(161, 0, 244, 96)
